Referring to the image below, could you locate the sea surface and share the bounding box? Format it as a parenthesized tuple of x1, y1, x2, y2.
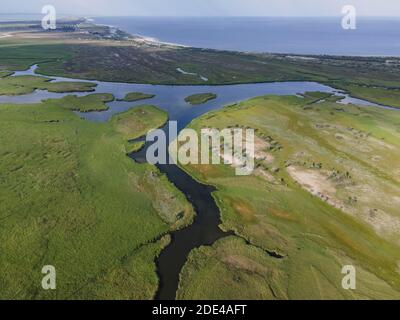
(94, 16, 400, 56)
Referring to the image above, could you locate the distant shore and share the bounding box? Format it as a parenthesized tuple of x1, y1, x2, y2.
(90, 17, 188, 48)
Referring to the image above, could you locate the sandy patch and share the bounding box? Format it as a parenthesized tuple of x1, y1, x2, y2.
(286, 55, 318, 61)
(254, 168, 275, 183)
(287, 167, 334, 193)
(202, 130, 272, 174)
(359, 145, 373, 153)
(392, 196, 400, 205)
(371, 155, 382, 162)
(370, 137, 395, 150)
(254, 136, 274, 162)
(287, 167, 400, 237)
(362, 208, 400, 237)
(176, 67, 208, 82)
(287, 166, 344, 210)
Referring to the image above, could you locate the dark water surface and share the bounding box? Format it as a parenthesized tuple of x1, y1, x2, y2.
(1, 65, 391, 300)
(132, 142, 233, 299)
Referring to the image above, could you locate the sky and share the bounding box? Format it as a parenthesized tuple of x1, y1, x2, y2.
(1, 0, 400, 17)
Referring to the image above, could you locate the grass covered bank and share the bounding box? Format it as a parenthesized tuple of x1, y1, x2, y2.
(0, 74, 96, 96)
(185, 93, 217, 105)
(0, 100, 193, 299)
(118, 92, 156, 102)
(176, 94, 400, 300)
(44, 93, 114, 112)
(2, 35, 400, 109)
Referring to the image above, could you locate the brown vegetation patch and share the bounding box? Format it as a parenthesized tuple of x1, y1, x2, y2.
(227, 198, 257, 223)
(222, 255, 268, 275)
(268, 208, 297, 222)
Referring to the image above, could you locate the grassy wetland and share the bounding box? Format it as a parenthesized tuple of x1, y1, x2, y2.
(1, 19, 400, 300)
(176, 93, 400, 300)
(0, 98, 193, 299)
(2, 22, 400, 107)
(44, 93, 115, 112)
(117, 92, 156, 102)
(184, 93, 217, 105)
(0, 74, 96, 96)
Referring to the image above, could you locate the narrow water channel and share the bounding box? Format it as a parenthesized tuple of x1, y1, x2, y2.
(3, 65, 393, 300)
(131, 142, 232, 299)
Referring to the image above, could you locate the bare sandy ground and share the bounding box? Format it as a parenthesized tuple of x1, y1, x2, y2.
(287, 165, 400, 240)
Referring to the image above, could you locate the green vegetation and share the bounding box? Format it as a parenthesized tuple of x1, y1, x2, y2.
(185, 93, 217, 105)
(125, 141, 146, 154)
(177, 94, 400, 300)
(2, 33, 400, 108)
(0, 71, 12, 78)
(178, 237, 283, 300)
(0, 19, 132, 40)
(0, 100, 193, 299)
(81, 235, 170, 299)
(0, 39, 71, 71)
(44, 81, 97, 93)
(44, 93, 114, 112)
(110, 104, 168, 159)
(2, 22, 400, 300)
(179, 234, 400, 300)
(110, 105, 168, 140)
(339, 84, 400, 108)
(0, 74, 96, 96)
(118, 92, 155, 102)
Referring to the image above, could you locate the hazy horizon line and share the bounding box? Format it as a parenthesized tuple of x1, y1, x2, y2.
(1, 13, 400, 18)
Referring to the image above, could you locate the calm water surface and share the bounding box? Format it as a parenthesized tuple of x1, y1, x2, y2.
(94, 16, 400, 56)
(0, 65, 392, 300)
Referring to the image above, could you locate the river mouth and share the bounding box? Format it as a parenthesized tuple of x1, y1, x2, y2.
(2, 65, 395, 300)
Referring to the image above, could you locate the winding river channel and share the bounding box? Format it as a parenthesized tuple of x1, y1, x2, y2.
(1, 65, 390, 299)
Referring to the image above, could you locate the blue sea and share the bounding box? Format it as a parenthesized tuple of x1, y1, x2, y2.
(94, 16, 400, 56)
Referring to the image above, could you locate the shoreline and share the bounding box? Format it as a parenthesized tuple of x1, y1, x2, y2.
(89, 17, 400, 58)
(90, 17, 189, 48)
(7, 64, 398, 112)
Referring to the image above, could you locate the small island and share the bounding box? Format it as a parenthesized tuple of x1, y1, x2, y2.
(111, 104, 168, 140)
(0, 74, 97, 96)
(118, 92, 156, 102)
(45, 93, 114, 112)
(184, 93, 217, 105)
